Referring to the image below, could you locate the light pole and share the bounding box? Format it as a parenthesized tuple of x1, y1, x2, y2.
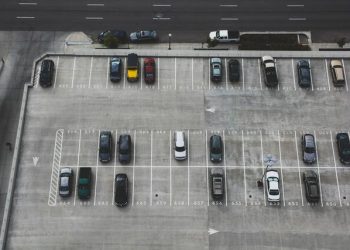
(168, 33, 172, 50)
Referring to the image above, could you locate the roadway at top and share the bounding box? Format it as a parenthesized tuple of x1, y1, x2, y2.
(1, 0, 350, 41)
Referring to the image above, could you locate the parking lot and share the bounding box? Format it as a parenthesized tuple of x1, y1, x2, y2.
(7, 54, 350, 250)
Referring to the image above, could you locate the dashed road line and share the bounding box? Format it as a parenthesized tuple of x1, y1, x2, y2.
(87, 3, 105, 6)
(18, 2, 38, 5)
(325, 59, 331, 91)
(219, 4, 238, 7)
(221, 18, 239, 21)
(152, 4, 171, 7)
(85, 17, 104, 20)
(287, 4, 304, 7)
(16, 16, 35, 19)
(288, 18, 306, 21)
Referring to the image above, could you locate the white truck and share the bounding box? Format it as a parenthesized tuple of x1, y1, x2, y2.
(209, 30, 240, 43)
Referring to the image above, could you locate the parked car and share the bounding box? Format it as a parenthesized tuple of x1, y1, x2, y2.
(210, 135, 223, 163)
(210, 58, 222, 83)
(143, 57, 156, 84)
(303, 170, 320, 203)
(99, 131, 112, 163)
(78, 167, 92, 200)
(115, 173, 128, 207)
(97, 30, 127, 43)
(127, 53, 139, 82)
(110, 57, 122, 82)
(261, 56, 278, 87)
(174, 131, 187, 160)
(301, 134, 316, 164)
(211, 168, 224, 200)
(39, 59, 55, 87)
(336, 133, 350, 164)
(118, 134, 131, 164)
(297, 60, 311, 88)
(129, 30, 158, 43)
(228, 59, 240, 82)
(59, 167, 73, 197)
(208, 30, 240, 43)
(330, 59, 345, 86)
(266, 169, 280, 202)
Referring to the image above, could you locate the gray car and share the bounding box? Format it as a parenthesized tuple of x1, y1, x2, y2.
(302, 134, 316, 164)
(210, 135, 223, 163)
(129, 30, 158, 43)
(210, 58, 222, 82)
(211, 168, 224, 200)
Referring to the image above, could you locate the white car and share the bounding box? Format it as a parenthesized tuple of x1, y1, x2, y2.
(265, 169, 280, 202)
(174, 131, 187, 160)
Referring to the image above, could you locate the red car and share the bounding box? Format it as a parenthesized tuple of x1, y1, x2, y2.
(143, 58, 156, 84)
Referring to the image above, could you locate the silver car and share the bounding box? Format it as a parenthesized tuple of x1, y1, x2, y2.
(59, 168, 73, 197)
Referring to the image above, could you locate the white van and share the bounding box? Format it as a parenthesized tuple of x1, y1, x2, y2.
(174, 131, 187, 161)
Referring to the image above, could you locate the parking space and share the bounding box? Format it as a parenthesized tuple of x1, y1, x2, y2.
(243, 58, 261, 90)
(159, 57, 175, 91)
(175, 58, 192, 91)
(55, 56, 74, 88)
(309, 59, 330, 91)
(276, 59, 295, 91)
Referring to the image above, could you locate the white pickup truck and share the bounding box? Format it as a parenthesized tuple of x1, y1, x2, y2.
(209, 30, 240, 43)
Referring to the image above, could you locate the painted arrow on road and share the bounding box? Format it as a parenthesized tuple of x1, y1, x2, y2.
(208, 228, 219, 235)
(205, 107, 216, 113)
(33, 156, 39, 167)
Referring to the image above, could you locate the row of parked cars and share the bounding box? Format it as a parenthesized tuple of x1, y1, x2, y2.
(97, 30, 158, 44)
(58, 131, 350, 206)
(210, 56, 347, 88)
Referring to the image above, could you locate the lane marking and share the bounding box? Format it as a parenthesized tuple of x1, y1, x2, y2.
(106, 57, 110, 89)
(206, 130, 209, 206)
(191, 58, 194, 90)
(242, 130, 247, 206)
(241, 58, 245, 90)
(275, 59, 280, 91)
(169, 130, 172, 206)
(287, 4, 304, 7)
(329, 131, 342, 207)
(88, 57, 93, 89)
(132, 130, 136, 206)
(291, 58, 296, 91)
(208, 59, 211, 90)
(85, 17, 104, 20)
(278, 130, 285, 206)
(87, 3, 105, 6)
(294, 131, 304, 206)
(225, 58, 228, 91)
(219, 4, 238, 7)
(73, 130, 81, 206)
(187, 129, 190, 206)
(112, 130, 117, 205)
(223, 130, 228, 206)
(260, 130, 266, 206)
(123, 57, 126, 89)
(308, 59, 314, 91)
(152, 4, 171, 7)
(71, 57, 76, 88)
(313, 130, 323, 207)
(150, 131, 153, 206)
(94, 130, 100, 206)
(157, 58, 160, 90)
(53, 56, 59, 88)
(16, 16, 35, 19)
(174, 58, 177, 90)
(325, 59, 331, 91)
(341, 59, 349, 91)
(221, 18, 239, 21)
(288, 18, 306, 21)
(18, 2, 38, 5)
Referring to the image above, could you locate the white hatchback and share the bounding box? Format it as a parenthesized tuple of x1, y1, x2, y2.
(174, 131, 187, 160)
(266, 169, 280, 202)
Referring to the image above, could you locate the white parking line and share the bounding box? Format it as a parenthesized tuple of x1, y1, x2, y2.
(187, 129, 190, 206)
(88, 57, 93, 89)
(73, 130, 81, 206)
(105, 57, 109, 88)
(313, 131, 323, 206)
(329, 131, 342, 206)
(94, 130, 100, 206)
(140, 59, 143, 90)
(308, 59, 314, 91)
(87, 3, 105, 6)
(223, 130, 228, 206)
(191, 58, 194, 90)
(278, 130, 285, 206)
(53, 56, 59, 88)
(71, 57, 76, 88)
(275, 60, 280, 91)
(294, 131, 304, 206)
(174, 58, 177, 90)
(341, 59, 349, 91)
(123, 57, 126, 89)
(169, 130, 172, 206)
(132, 131, 136, 206)
(260, 130, 266, 206)
(242, 130, 247, 206)
(157, 58, 160, 90)
(112, 130, 117, 204)
(208, 59, 211, 90)
(291, 59, 296, 90)
(225, 58, 228, 91)
(258, 59, 262, 90)
(206, 130, 209, 206)
(241, 58, 245, 90)
(16, 16, 35, 19)
(325, 59, 331, 91)
(150, 131, 153, 206)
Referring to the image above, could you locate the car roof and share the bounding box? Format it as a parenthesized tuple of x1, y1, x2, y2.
(304, 170, 317, 179)
(304, 134, 315, 147)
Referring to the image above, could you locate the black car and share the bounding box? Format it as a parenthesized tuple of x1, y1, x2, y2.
(115, 173, 128, 207)
(97, 30, 127, 43)
(301, 134, 316, 164)
(303, 170, 320, 203)
(297, 60, 311, 88)
(228, 59, 240, 82)
(110, 57, 122, 82)
(336, 133, 350, 164)
(210, 135, 223, 163)
(99, 131, 112, 163)
(211, 168, 224, 200)
(118, 134, 131, 164)
(39, 59, 55, 87)
(129, 30, 158, 43)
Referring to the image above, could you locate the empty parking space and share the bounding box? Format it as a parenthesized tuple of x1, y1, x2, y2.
(192, 58, 206, 90)
(90, 57, 110, 89)
(95, 167, 114, 206)
(159, 58, 175, 91)
(55, 56, 74, 88)
(243, 58, 261, 90)
(224, 129, 244, 167)
(314, 130, 334, 168)
(74, 57, 92, 89)
(276, 59, 295, 91)
(336, 168, 350, 207)
(283, 168, 303, 207)
(318, 168, 341, 207)
(175, 58, 192, 91)
(309, 59, 329, 91)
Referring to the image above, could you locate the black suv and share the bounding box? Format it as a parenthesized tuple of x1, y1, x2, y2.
(303, 170, 320, 203)
(301, 134, 316, 164)
(210, 135, 223, 163)
(115, 174, 128, 207)
(336, 133, 350, 164)
(228, 59, 240, 82)
(99, 131, 112, 163)
(39, 59, 55, 87)
(118, 134, 131, 164)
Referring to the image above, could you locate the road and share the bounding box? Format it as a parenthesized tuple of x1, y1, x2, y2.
(0, 0, 350, 41)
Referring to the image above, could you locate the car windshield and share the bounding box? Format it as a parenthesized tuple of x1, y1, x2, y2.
(269, 189, 279, 195)
(111, 62, 119, 72)
(211, 147, 221, 154)
(301, 68, 310, 79)
(176, 146, 185, 152)
(100, 137, 109, 153)
(305, 147, 315, 153)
